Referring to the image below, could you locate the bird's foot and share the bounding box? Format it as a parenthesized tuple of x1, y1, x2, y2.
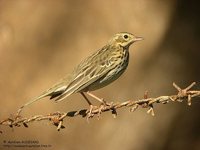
(97, 104, 104, 119)
(86, 101, 113, 121)
(96, 101, 113, 119)
(86, 105, 98, 121)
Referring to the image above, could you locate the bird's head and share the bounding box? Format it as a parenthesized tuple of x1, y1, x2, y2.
(109, 32, 143, 48)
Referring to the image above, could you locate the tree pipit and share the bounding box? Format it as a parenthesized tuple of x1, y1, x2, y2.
(18, 32, 143, 118)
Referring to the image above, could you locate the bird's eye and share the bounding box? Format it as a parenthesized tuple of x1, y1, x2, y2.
(124, 34, 128, 39)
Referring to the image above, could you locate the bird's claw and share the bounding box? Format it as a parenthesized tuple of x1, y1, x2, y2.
(86, 101, 113, 121)
(97, 104, 104, 120)
(97, 101, 113, 119)
(86, 105, 96, 121)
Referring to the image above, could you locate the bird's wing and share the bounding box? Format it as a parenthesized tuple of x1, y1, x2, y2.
(20, 45, 114, 108)
(54, 57, 116, 102)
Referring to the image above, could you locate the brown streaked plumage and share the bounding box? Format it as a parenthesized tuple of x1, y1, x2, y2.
(18, 32, 143, 114)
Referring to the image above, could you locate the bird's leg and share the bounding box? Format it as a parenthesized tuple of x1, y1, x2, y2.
(86, 91, 110, 105)
(80, 92, 96, 119)
(80, 92, 93, 105)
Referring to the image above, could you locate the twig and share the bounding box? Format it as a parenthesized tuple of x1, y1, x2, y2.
(0, 82, 199, 131)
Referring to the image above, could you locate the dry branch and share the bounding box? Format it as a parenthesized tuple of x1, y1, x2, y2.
(0, 82, 200, 131)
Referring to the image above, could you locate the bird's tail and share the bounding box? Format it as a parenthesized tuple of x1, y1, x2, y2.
(17, 86, 73, 115)
(17, 91, 51, 115)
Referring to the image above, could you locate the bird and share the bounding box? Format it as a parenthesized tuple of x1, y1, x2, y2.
(18, 32, 143, 115)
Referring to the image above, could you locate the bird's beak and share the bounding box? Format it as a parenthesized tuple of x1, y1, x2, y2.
(133, 36, 143, 42)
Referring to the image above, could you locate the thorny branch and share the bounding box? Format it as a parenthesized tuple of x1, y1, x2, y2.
(0, 82, 199, 131)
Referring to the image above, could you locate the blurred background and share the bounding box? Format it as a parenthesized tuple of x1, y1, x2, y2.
(0, 0, 200, 149)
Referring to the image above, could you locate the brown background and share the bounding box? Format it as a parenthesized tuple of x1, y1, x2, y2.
(0, 0, 200, 150)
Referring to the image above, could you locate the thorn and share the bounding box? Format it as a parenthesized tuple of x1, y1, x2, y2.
(59, 113, 67, 120)
(144, 91, 149, 99)
(185, 82, 196, 91)
(173, 82, 181, 91)
(111, 108, 117, 118)
(16, 106, 23, 116)
(173, 82, 196, 102)
(147, 107, 155, 116)
(130, 104, 139, 112)
(147, 104, 155, 116)
(57, 121, 63, 131)
(187, 94, 192, 106)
